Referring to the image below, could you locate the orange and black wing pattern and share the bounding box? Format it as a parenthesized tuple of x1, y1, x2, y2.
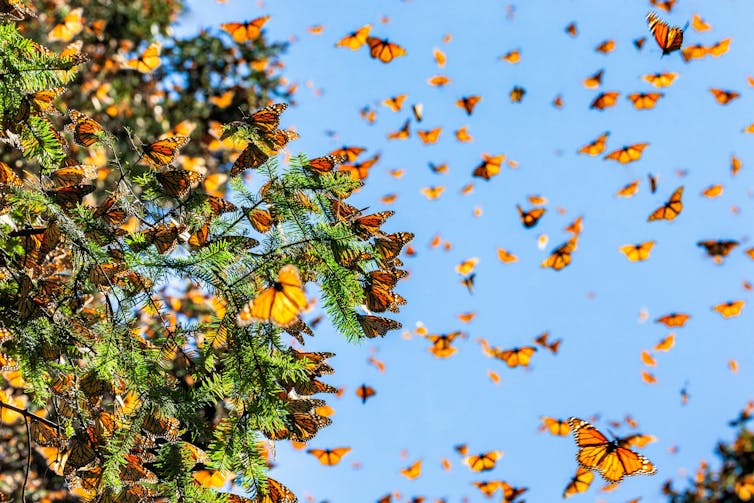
(221, 16, 270, 43)
(568, 417, 656, 482)
(237, 265, 309, 327)
(141, 136, 190, 168)
(648, 186, 683, 221)
(67, 109, 104, 147)
(646, 11, 684, 55)
(366, 37, 407, 63)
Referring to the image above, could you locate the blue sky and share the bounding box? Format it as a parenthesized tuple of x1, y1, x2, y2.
(180, 2, 754, 501)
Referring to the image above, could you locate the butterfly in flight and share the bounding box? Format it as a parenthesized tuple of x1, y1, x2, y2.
(124, 41, 162, 73)
(220, 16, 270, 43)
(647, 186, 683, 222)
(366, 37, 406, 63)
(646, 11, 685, 55)
(237, 265, 309, 327)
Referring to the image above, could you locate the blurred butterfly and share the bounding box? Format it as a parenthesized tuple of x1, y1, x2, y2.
(382, 94, 407, 112)
(209, 90, 235, 109)
(604, 143, 649, 164)
(472, 481, 503, 497)
(646, 11, 684, 55)
(366, 37, 406, 63)
(0, 0, 36, 20)
(497, 248, 518, 263)
(650, 0, 677, 12)
(712, 300, 745, 318)
(455, 126, 472, 142)
(563, 466, 595, 498)
(356, 384, 376, 403)
(124, 41, 161, 73)
(542, 237, 578, 271)
(472, 154, 504, 180)
(335, 24, 372, 50)
(583, 69, 603, 89)
(701, 184, 723, 198)
(66, 109, 104, 147)
(357, 314, 401, 339)
(568, 417, 656, 482)
(496, 346, 537, 368)
(501, 49, 521, 63)
(156, 169, 204, 198)
(400, 460, 422, 480)
(220, 16, 270, 43)
(710, 88, 740, 105)
(620, 241, 655, 262)
(141, 136, 190, 168)
(541, 417, 570, 436)
(456, 95, 481, 115)
(428, 75, 451, 87)
(565, 22, 578, 37)
(237, 265, 309, 327)
(628, 92, 664, 110)
(251, 477, 297, 503)
(412, 103, 423, 121)
(578, 132, 609, 156)
(307, 447, 351, 466)
(509, 86, 525, 103)
(426, 331, 462, 358)
(681, 44, 707, 62)
(25, 87, 65, 115)
(417, 127, 441, 144)
(648, 173, 659, 193)
(374, 232, 414, 266)
(463, 451, 503, 472)
(534, 332, 561, 354)
(634, 37, 647, 50)
(647, 186, 683, 221)
(460, 273, 475, 294)
(590, 92, 619, 110)
(595, 40, 615, 54)
(305, 154, 347, 175)
(329, 145, 364, 162)
(642, 72, 678, 88)
(517, 205, 545, 228)
(552, 94, 564, 108)
(708, 38, 731, 57)
(655, 312, 690, 328)
(697, 240, 739, 263)
(616, 180, 639, 197)
(339, 152, 380, 181)
(48, 7, 83, 42)
(387, 119, 411, 140)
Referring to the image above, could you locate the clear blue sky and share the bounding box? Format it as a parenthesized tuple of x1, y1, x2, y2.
(180, 2, 754, 501)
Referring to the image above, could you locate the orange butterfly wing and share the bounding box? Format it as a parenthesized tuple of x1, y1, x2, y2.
(125, 41, 161, 73)
(221, 16, 270, 43)
(648, 186, 683, 221)
(366, 37, 406, 63)
(335, 24, 372, 50)
(141, 136, 190, 168)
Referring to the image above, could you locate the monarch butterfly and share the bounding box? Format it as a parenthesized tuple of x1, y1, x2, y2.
(46, 184, 95, 209)
(590, 92, 619, 110)
(500, 482, 528, 501)
(0, 0, 36, 20)
(583, 69, 603, 89)
(124, 41, 162, 73)
(249, 477, 297, 503)
(541, 417, 570, 436)
(565, 21, 578, 37)
(382, 94, 407, 112)
(335, 24, 372, 50)
(339, 152, 380, 181)
(374, 232, 413, 266)
(472, 481, 503, 497)
(496, 346, 537, 368)
(577, 132, 609, 156)
(701, 184, 723, 198)
(305, 154, 347, 175)
(26, 87, 65, 115)
(48, 7, 83, 42)
(517, 205, 545, 228)
(155, 169, 203, 198)
(563, 466, 594, 498)
(231, 142, 269, 176)
(67, 109, 104, 147)
(655, 312, 690, 328)
(400, 459, 422, 480)
(707, 38, 731, 57)
(352, 211, 395, 239)
(650, 0, 676, 12)
(364, 280, 405, 313)
(307, 447, 351, 466)
(628, 92, 664, 110)
(426, 331, 462, 358)
(569, 417, 656, 482)
(456, 95, 482, 115)
(642, 72, 679, 88)
(634, 37, 647, 50)
(616, 179, 640, 197)
(357, 314, 401, 338)
(427, 74, 451, 87)
(417, 127, 441, 144)
(366, 37, 407, 63)
(140, 136, 190, 168)
(329, 145, 365, 162)
(619, 241, 656, 262)
(48, 164, 95, 187)
(712, 300, 745, 319)
(681, 43, 707, 62)
(356, 384, 376, 403)
(243, 103, 288, 133)
(460, 273, 475, 294)
(648, 173, 659, 193)
(710, 88, 740, 105)
(141, 222, 186, 255)
(534, 332, 561, 353)
(209, 89, 235, 108)
(595, 40, 615, 54)
(647, 186, 683, 221)
(472, 154, 504, 180)
(697, 240, 739, 263)
(0, 161, 21, 187)
(220, 15, 270, 43)
(387, 119, 411, 140)
(237, 265, 308, 327)
(463, 450, 503, 472)
(509, 86, 525, 103)
(604, 143, 649, 164)
(205, 195, 237, 216)
(542, 238, 578, 271)
(646, 11, 684, 55)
